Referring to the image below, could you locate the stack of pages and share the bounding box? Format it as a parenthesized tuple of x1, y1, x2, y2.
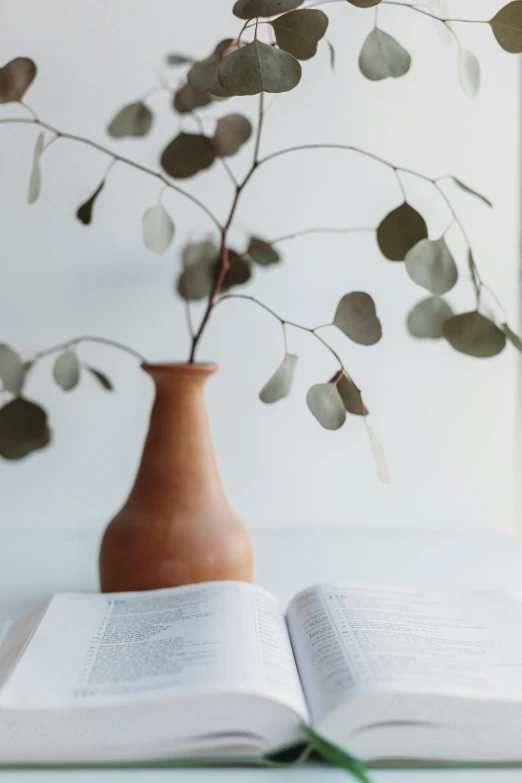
(1, 580, 522, 766)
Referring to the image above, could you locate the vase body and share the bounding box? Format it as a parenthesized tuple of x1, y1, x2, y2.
(99, 363, 254, 592)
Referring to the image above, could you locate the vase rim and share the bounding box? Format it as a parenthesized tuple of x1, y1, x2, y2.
(141, 362, 218, 376)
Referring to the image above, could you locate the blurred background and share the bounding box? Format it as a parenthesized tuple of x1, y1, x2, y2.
(0, 0, 519, 533)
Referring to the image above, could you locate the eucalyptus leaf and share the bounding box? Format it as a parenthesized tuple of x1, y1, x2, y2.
(247, 236, 281, 266)
(347, 0, 382, 6)
(107, 102, 153, 138)
(442, 311, 506, 358)
(53, 350, 81, 391)
(28, 131, 44, 205)
(490, 1, 522, 53)
(366, 424, 390, 484)
(233, 0, 304, 20)
(0, 57, 37, 104)
(177, 262, 214, 301)
(160, 132, 216, 179)
(87, 366, 114, 391)
(142, 203, 175, 254)
(219, 255, 253, 291)
(259, 353, 298, 403)
(213, 114, 252, 156)
(404, 238, 458, 295)
(448, 176, 492, 207)
(334, 292, 382, 346)
(0, 398, 50, 460)
(501, 323, 522, 351)
(218, 41, 302, 96)
(166, 53, 194, 66)
(407, 296, 453, 339)
(182, 239, 219, 268)
(458, 49, 480, 99)
(359, 28, 411, 81)
(173, 82, 213, 114)
(0, 345, 25, 395)
(327, 40, 336, 71)
(177, 239, 219, 301)
(377, 202, 428, 262)
(330, 373, 368, 415)
(76, 181, 105, 226)
(187, 40, 234, 98)
(271, 9, 329, 61)
(306, 382, 346, 430)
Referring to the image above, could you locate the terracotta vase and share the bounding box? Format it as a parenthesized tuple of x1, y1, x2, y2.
(99, 363, 254, 593)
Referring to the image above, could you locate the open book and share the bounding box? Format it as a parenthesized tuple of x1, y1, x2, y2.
(2, 580, 522, 766)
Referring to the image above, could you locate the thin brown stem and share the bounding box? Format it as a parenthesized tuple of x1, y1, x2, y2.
(393, 169, 407, 201)
(188, 92, 267, 362)
(30, 336, 147, 363)
(215, 293, 346, 373)
(380, 1, 488, 25)
(237, 224, 375, 260)
(0, 115, 221, 229)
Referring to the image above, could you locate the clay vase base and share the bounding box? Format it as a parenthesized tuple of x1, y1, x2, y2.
(99, 363, 254, 593)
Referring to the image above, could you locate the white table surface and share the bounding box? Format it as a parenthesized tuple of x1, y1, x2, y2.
(3, 525, 522, 783)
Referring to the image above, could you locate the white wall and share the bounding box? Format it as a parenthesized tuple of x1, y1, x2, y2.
(0, 0, 519, 533)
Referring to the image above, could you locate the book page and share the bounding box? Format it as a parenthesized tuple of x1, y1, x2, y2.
(287, 583, 522, 724)
(0, 581, 307, 718)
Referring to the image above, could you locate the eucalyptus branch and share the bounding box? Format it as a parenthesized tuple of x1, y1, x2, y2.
(215, 292, 349, 378)
(188, 92, 267, 363)
(190, 111, 239, 188)
(0, 115, 222, 230)
(254, 141, 488, 291)
(29, 336, 147, 363)
(237, 224, 376, 260)
(380, 1, 488, 26)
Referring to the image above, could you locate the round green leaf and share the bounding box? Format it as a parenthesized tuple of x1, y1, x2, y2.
(502, 323, 522, 352)
(233, 0, 304, 19)
(334, 292, 382, 346)
(76, 181, 105, 226)
(187, 40, 234, 99)
(330, 373, 368, 415)
(53, 350, 80, 391)
(176, 240, 219, 301)
(218, 41, 302, 96)
(247, 236, 281, 266)
(0, 345, 25, 395)
(218, 255, 253, 291)
(160, 133, 216, 179)
(259, 353, 298, 403)
(407, 296, 453, 339)
(404, 238, 458, 295)
(0, 57, 37, 104)
(442, 311, 506, 358)
(107, 102, 153, 138)
(177, 262, 214, 301)
(0, 398, 51, 460)
(490, 2, 522, 53)
(213, 114, 252, 157)
(306, 382, 346, 430)
(377, 202, 428, 262)
(271, 9, 329, 60)
(173, 82, 213, 114)
(28, 131, 44, 205)
(142, 203, 175, 254)
(359, 28, 411, 81)
(87, 366, 114, 391)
